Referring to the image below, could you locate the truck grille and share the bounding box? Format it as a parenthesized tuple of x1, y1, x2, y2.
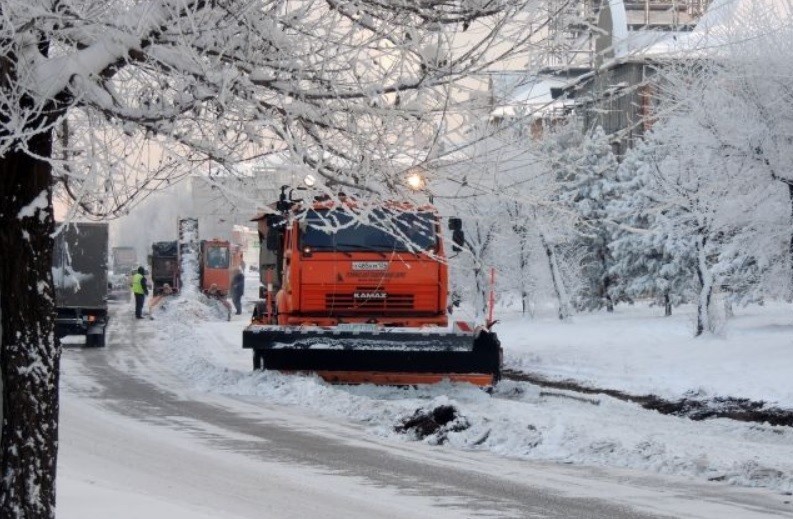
(326, 292, 414, 311)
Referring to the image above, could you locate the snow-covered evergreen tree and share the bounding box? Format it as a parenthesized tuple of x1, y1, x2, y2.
(607, 141, 696, 315)
(544, 125, 619, 311)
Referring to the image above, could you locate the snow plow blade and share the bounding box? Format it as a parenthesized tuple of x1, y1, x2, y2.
(242, 325, 502, 386)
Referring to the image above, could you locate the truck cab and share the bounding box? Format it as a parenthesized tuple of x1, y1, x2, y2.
(201, 239, 231, 295)
(271, 202, 449, 328)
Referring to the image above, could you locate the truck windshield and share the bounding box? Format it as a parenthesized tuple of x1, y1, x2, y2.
(300, 209, 436, 252)
(205, 245, 230, 269)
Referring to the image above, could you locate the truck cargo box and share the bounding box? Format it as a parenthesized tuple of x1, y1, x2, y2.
(53, 223, 109, 310)
(52, 222, 109, 346)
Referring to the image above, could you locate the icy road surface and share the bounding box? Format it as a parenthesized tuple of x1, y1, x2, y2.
(57, 299, 793, 518)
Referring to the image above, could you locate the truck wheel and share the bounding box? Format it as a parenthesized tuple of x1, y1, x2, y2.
(86, 330, 106, 348)
(253, 350, 265, 370)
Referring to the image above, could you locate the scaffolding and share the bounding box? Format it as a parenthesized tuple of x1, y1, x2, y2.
(623, 0, 710, 30)
(542, 0, 712, 71)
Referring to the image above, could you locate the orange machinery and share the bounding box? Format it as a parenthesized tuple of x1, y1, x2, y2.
(242, 189, 502, 386)
(199, 240, 244, 294)
(200, 239, 232, 295)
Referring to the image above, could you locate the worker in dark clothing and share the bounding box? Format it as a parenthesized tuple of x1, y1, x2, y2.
(231, 267, 245, 315)
(131, 266, 149, 319)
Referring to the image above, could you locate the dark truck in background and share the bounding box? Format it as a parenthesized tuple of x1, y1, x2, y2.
(151, 240, 180, 295)
(52, 222, 109, 347)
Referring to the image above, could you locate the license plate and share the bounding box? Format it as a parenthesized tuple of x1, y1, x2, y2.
(336, 323, 379, 332)
(351, 261, 388, 271)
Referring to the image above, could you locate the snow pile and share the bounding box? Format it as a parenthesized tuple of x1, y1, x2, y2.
(151, 293, 224, 324)
(177, 218, 200, 299)
(146, 301, 793, 494)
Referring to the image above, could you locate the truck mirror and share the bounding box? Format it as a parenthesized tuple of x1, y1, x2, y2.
(267, 214, 285, 228)
(452, 229, 464, 252)
(266, 231, 281, 252)
(448, 217, 462, 231)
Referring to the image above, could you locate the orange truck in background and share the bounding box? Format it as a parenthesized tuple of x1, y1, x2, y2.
(158, 218, 244, 297)
(200, 239, 236, 295)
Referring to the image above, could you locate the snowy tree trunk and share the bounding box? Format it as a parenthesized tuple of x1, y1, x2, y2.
(788, 183, 793, 291)
(517, 231, 532, 317)
(664, 292, 672, 317)
(0, 134, 60, 518)
(539, 230, 570, 321)
(695, 235, 713, 337)
(601, 249, 614, 313)
(472, 265, 487, 319)
(724, 293, 734, 319)
(469, 224, 495, 320)
(770, 178, 793, 296)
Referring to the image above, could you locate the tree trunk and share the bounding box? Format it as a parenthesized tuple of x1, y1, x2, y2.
(517, 233, 532, 317)
(723, 290, 734, 319)
(695, 235, 713, 337)
(0, 133, 60, 518)
(664, 292, 672, 317)
(788, 182, 793, 293)
(600, 247, 614, 312)
(539, 230, 569, 321)
(473, 265, 487, 319)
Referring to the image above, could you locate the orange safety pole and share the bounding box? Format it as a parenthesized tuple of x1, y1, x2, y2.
(487, 266, 495, 327)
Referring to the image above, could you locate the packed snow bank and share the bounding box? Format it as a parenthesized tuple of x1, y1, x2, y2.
(142, 297, 793, 494)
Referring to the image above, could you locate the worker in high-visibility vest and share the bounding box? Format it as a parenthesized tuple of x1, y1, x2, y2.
(131, 266, 149, 319)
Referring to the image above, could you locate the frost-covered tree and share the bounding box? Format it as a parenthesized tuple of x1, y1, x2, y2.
(499, 143, 570, 319)
(460, 211, 503, 319)
(607, 141, 697, 315)
(637, 6, 793, 333)
(559, 126, 619, 311)
(534, 207, 579, 319)
(505, 199, 538, 315)
(0, 1, 551, 514)
(628, 112, 780, 336)
(437, 122, 511, 320)
(518, 121, 582, 320)
(537, 121, 617, 312)
(459, 125, 542, 318)
(440, 116, 582, 321)
(699, 4, 793, 291)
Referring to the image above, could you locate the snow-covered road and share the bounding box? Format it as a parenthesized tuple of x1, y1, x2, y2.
(56, 298, 793, 517)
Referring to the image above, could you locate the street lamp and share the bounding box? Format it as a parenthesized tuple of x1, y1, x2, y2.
(406, 171, 426, 191)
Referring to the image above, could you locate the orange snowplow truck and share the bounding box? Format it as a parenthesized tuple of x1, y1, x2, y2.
(242, 189, 502, 386)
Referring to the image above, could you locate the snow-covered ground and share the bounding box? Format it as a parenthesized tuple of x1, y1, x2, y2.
(502, 301, 793, 407)
(57, 284, 793, 515)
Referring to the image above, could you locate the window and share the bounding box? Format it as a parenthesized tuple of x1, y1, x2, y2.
(205, 246, 230, 269)
(300, 209, 437, 252)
